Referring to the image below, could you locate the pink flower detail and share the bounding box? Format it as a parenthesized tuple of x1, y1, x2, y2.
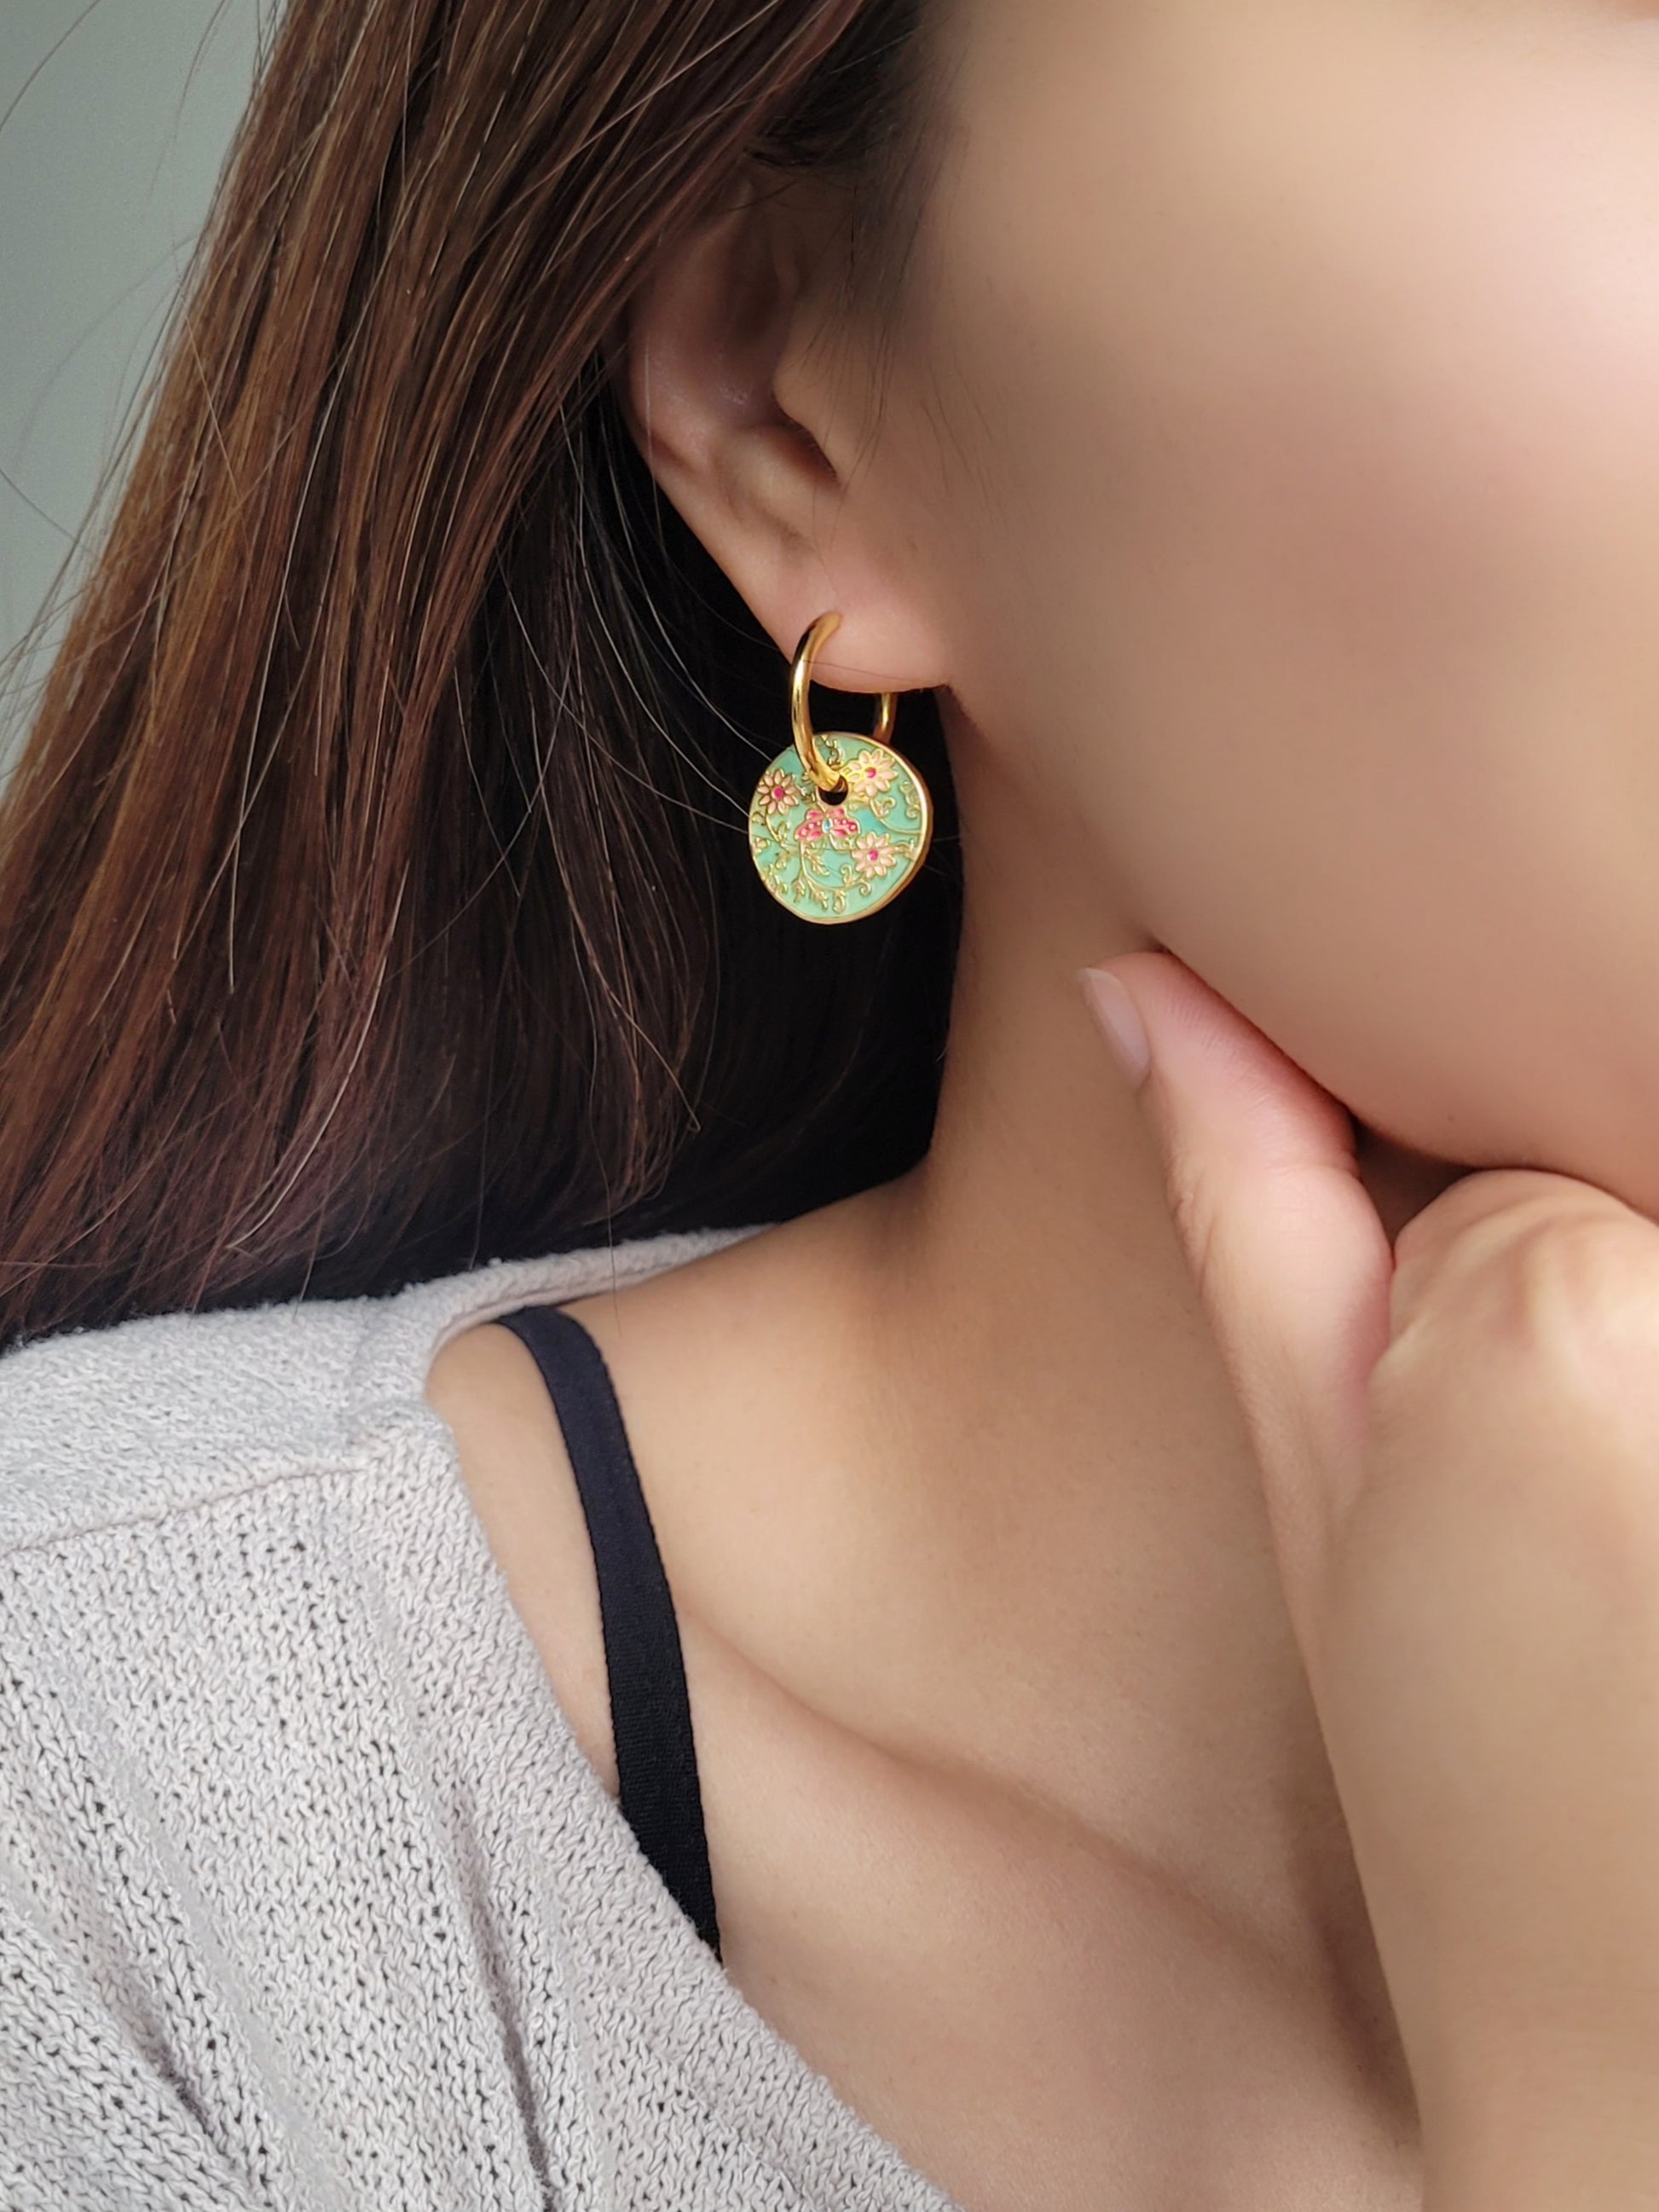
(825, 809, 859, 840)
(795, 808, 826, 845)
(841, 750, 896, 805)
(853, 832, 898, 882)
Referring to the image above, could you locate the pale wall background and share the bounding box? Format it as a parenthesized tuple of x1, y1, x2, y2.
(0, 0, 267, 761)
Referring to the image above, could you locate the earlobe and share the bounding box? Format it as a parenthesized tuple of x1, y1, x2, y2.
(618, 178, 950, 702)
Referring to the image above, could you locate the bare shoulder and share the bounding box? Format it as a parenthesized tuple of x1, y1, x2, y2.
(422, 1205, 867, 1801)
(424, 1320, 617, 1792)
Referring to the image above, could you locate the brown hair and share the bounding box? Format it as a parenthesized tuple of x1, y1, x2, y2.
(0, 0, 960, 1349)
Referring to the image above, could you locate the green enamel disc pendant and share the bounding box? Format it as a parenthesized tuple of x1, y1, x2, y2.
(749, 733, 934, 925)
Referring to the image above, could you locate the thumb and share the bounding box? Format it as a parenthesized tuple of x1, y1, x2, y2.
(1082, 953, 1395, 1646)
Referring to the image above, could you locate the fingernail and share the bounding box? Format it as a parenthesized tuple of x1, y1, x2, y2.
(1079, 967, 1152, 1091)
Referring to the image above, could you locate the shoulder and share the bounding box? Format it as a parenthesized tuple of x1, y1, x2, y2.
(0, 1294, 384, 1560)
(425, 1316, 621, 1792)
(0, 1226, 757, 1560)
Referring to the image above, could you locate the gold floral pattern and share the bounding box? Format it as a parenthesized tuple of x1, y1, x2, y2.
(748, 733, 931, 924)
(758, 767, 804, 817)
(852, 832, 898, 881)
(839, 749, 897, 806)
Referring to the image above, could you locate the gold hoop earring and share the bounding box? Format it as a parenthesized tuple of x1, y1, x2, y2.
(748, 613, 934, 924)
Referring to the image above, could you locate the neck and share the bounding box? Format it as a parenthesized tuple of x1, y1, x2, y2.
(806, 717, 1444, 2009)
(604, 712, 1445, 2064)
(835, 730, 1336, 1947)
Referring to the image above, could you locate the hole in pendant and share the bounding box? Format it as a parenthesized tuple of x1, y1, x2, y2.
(816, 779, 848, 807)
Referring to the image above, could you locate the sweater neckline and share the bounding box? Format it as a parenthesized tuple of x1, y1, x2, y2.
(356, 1225, 966, 2212)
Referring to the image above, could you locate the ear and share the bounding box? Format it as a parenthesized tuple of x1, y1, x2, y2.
(619, 174, 950, 703)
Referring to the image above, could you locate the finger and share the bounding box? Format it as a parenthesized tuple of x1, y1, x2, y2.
(1083, 953, 1395, 1626)
(1388, 1161, 1638, 1336)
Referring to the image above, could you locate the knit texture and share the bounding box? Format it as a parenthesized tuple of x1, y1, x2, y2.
(0, 1228, 960, 2212)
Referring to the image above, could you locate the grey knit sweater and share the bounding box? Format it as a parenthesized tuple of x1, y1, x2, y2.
(0, 1227, 960, 2212)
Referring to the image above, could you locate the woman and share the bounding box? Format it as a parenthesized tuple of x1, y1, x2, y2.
(5, 0, 1659, 2203)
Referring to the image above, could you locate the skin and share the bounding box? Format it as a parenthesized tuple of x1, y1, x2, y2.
(430, 0, 1659, 2203)
(1094, 953, 1659, 2208)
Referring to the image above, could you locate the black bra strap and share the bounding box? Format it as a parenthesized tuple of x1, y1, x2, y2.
(494, 1303, 721, 1958)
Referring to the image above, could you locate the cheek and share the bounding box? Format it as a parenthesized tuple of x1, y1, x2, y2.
(926, 8, 1659, 1212)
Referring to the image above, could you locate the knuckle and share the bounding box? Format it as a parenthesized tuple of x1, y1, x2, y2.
(1163, 1137, 1220, 1293)
(1494, 1213, 1659, 1394)
(1373, 1207, 1659, 1561)
(1397, 1202, 1659, 1384)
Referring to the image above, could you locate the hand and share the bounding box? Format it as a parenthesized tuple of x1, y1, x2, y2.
(1084, 951, 1659, 2211)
